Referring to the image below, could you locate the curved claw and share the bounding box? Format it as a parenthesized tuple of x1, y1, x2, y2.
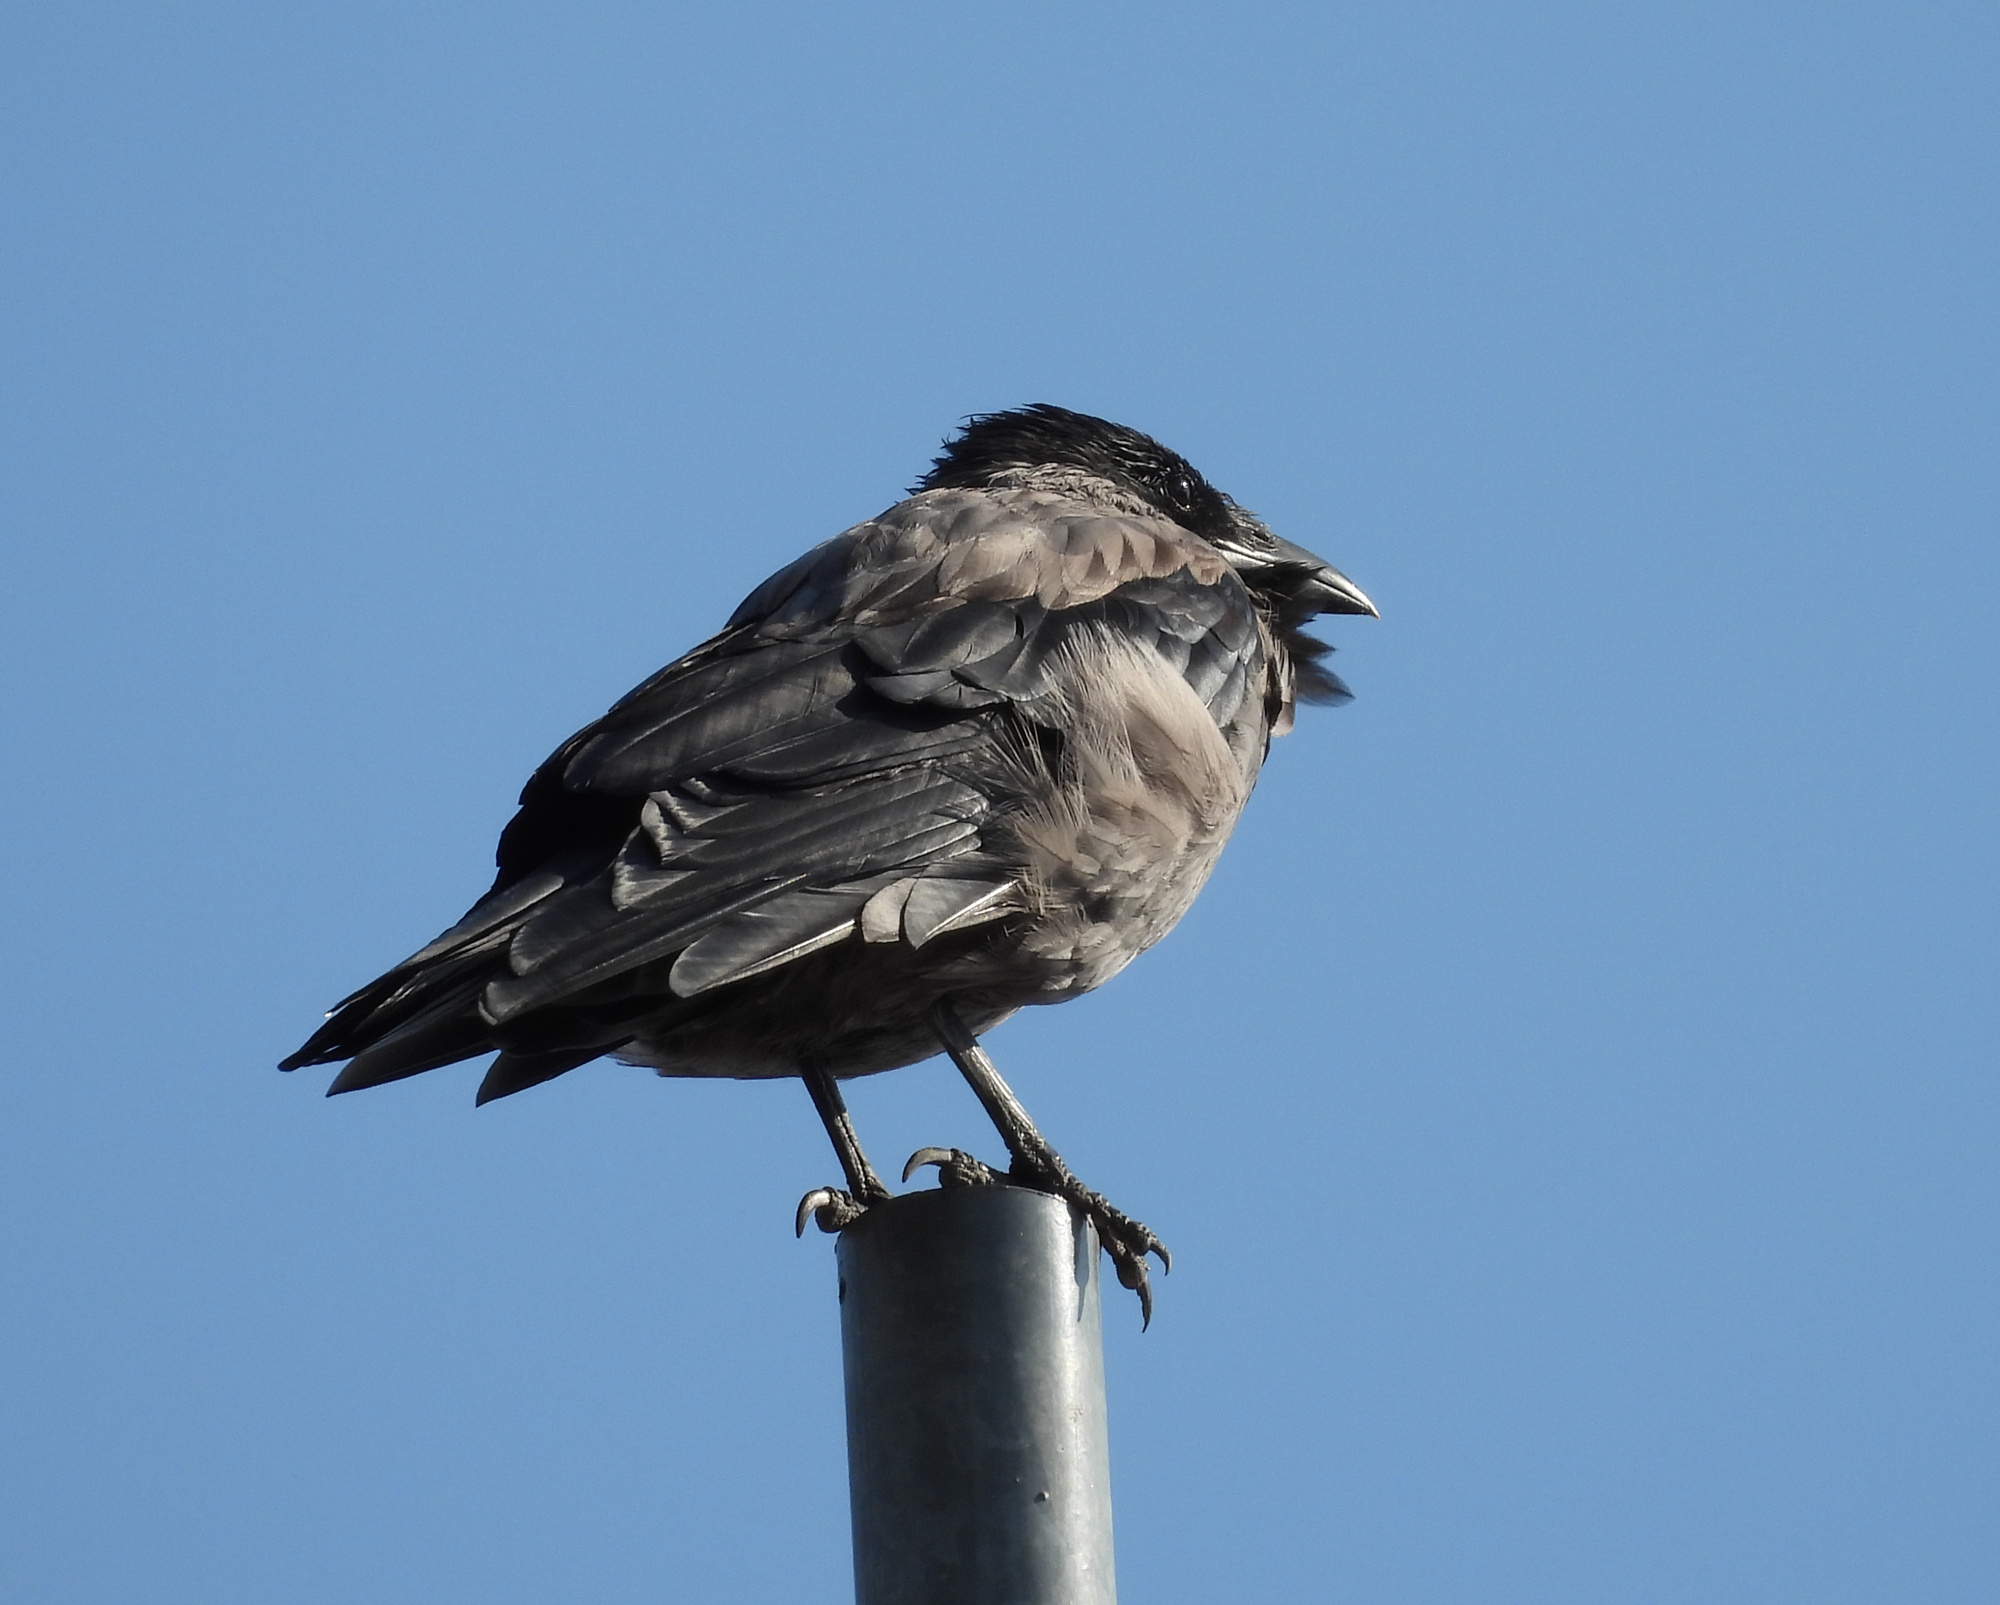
(1088, 1212, 1169, 1326)
(901, 1147, 1006, 1188)
(796, 1188, 841, 1237)
(796, 1187, 872, 1236)
(1113, 1254, 1156, 1329)
(901, 1147, 959, 1183)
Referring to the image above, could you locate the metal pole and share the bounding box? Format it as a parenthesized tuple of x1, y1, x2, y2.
(836, 1184, 1117, 1605)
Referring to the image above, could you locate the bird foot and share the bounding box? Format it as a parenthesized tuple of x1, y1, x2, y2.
(794, 1186, 877, 1236)
(1049, 1176, 1170, 1329)
(902, 1148, 1171, 1327)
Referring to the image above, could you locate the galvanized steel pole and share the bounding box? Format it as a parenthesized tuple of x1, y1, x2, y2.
(836, 1184, 1117, 1605)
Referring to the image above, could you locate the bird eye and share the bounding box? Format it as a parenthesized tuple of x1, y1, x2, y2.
(1164, 472, 1197, 511)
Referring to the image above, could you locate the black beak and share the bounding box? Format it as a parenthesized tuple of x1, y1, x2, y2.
(1260, 533, 1378, 619)
(1290, 562, 1378, 619)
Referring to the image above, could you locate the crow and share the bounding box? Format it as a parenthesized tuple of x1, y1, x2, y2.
(282, 404, 1375, 1318)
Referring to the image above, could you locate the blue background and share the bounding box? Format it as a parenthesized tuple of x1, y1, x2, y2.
(4, 4, 1994, 1600)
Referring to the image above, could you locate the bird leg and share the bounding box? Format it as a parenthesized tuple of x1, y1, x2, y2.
(910, 999, 1172, 1325)
(795, 1060, 893, 1236)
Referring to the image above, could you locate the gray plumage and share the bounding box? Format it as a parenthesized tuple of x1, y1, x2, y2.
(283, 405, 1374, 1313)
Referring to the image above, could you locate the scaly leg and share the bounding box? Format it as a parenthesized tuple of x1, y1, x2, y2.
(795, 1060, 893, 1236)
(906, 999, 1172, 1326)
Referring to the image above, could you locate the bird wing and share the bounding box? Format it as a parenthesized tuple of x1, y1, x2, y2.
(284, 487, 1264, 1091)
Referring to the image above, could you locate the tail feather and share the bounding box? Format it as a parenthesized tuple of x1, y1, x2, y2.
(475, 1045, 619, 1106)
(282, 935, 512, 1072)
(324, 995, 495, 1094)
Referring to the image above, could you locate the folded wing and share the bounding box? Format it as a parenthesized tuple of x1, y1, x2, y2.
(281, 488, 1264, 1098)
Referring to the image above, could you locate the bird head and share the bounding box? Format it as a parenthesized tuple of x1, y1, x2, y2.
(921, 404, 1376, 700)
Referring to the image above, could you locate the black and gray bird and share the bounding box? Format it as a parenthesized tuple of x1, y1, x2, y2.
(282, 404, 1375, 1318)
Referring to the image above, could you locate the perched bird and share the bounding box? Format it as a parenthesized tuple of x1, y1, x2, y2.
(282, 404, 1375, 1318)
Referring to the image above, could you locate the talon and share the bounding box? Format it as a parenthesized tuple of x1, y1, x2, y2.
(1074, 1203, 1168, 1323)
(794, 1187, 869, 1236)
(1112, 1255, 1155, 1329)
(901, 1147, 959, 1182)
(902, 1147, 1005, 1188)
(795, 1188, 837, 1236)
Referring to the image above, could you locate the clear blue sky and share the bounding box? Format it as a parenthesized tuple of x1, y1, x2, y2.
(3, 4, 1994, 1601)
